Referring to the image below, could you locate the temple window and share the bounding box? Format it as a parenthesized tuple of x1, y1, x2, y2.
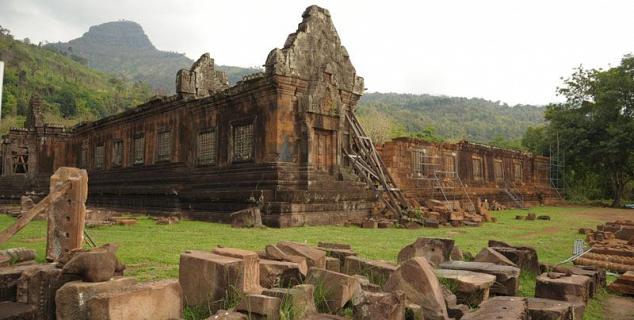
(494, 159, 503, 182)
(94, 144, 105, 169)
(233, 122, 254, 162)
(112, 140, 123, 167)
(157, 130, 171, 162)
(80, 141, 87, 168)
(411, 149, 427, 177)
(472, 156, 484, 181)
(197, 129, 217, 165)
(514, 161, 523, 182)
(133, 134, 145, 165)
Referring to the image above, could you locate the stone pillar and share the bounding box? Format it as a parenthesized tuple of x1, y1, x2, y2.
(45, 167, 88, 261)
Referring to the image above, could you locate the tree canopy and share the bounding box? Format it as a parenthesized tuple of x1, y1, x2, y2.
(542, 55, 634, 206)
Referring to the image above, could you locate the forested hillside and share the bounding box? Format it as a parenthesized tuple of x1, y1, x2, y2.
(46, 21, 261, 93)
(0, 27, 152, 134)
(356, 92, 545, 145)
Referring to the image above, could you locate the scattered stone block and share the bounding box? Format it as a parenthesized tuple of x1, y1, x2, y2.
(403, 221, 422, 229)
(179, 250, 259, 308)
(527, 213, 537, 221)
(439, 261, 520, 296)
(578, 228, 593, 235)
(607, 271, 634, 295)
(0, 255, 8, 267)
(474, 247, 517, 267)
(550, 265, 606, 296)
(85, 280, 182, 320)
(230, 207, 263, 228)
(306, 268, 362, 312)
(362, 220, 378, 229)
(516, 215, 525, 220)
(538, 215, 551, 220)
(535, 272, 591, 305)
(352, 290, 405, 320)
(343, 256, 396, 287)
(397, 237, 455, 267)
(527, 297, 574, 320)
(424, 219, 440, 228)
(462, 296, 528, 320)
(212, 247, 261, 293)
(62, 243, 125, 282)
(277, 241, 326, 269)
(352, 274, 381, 292)
(0, 301, 37, 320)
(55, 277, 137, 319)
(116, 219, 137, 226)
(264, 245, 309, 275)
(384, 257, 448, 320)
(16, 263, 78, 320)
(0, 264, 42, 301)
(235, 294, 281, 320)
(259, 259, 303, 288)
(317, 246, 356, 266)
(488, 242, 540, 275)
(378, 221, 393, 228)
(325, 256, 341, 272)
(262, 285, 316, 319)
(0, 248, 36, 265)
(435, 269, 496, 306)
(463, 221, 481, 227)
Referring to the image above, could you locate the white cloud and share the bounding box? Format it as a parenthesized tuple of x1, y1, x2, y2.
(1, 0, 632, 105)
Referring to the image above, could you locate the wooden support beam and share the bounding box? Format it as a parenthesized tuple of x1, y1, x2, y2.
(0, 181, 70, 244)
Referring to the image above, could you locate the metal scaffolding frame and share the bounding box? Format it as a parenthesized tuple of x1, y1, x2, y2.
(410, 149, 475, 212)
(549, 133, 565, 199)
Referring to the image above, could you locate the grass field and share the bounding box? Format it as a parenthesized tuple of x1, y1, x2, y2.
(1, 205, 632, 319)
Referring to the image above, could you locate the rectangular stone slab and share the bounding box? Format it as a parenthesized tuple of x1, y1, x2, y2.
(439, 261, 520, 296)
(527, 297, 574, 320)
(85, 280, 182, 320)
(462, 296, 528, 320)
(55, 277, 136, 319)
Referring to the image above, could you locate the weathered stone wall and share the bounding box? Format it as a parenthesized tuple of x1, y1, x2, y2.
(379, 137, 558, 207)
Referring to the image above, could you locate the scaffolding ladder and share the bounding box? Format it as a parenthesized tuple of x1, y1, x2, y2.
(411, 151, 475, 212)
(344, 111, 411, 218)
(503, 179, 525, 208)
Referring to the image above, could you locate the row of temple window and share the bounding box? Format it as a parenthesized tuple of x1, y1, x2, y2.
(82, 123, 254, 170)
(411, 150, 523, 182)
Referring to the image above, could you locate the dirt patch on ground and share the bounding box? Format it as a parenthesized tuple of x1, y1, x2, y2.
(603, 295, 634, 320)
(568, 207, 634, 222)
(516, 226, 561, 239)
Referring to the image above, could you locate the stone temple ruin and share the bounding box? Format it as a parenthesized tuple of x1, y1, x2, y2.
(0, 5, 558, 227)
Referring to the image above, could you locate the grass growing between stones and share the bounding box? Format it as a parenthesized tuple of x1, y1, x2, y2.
(0, 205, 627, 319)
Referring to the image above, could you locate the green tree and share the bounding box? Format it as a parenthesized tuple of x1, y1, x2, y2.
(546, 56, 634, 207)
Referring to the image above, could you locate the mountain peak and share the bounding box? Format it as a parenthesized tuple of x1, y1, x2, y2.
(81, 20, 155, 50)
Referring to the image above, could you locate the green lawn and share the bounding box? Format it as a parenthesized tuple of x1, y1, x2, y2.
(0, 206, 623, 319)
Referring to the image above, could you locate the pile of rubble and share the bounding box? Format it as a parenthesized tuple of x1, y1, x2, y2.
(174, 237, 607, 319)
(375, 198, 496, 230)
(575, 220, 634, 273)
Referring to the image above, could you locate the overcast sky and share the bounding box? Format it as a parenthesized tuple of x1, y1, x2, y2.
(1, 0, 633, 105)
